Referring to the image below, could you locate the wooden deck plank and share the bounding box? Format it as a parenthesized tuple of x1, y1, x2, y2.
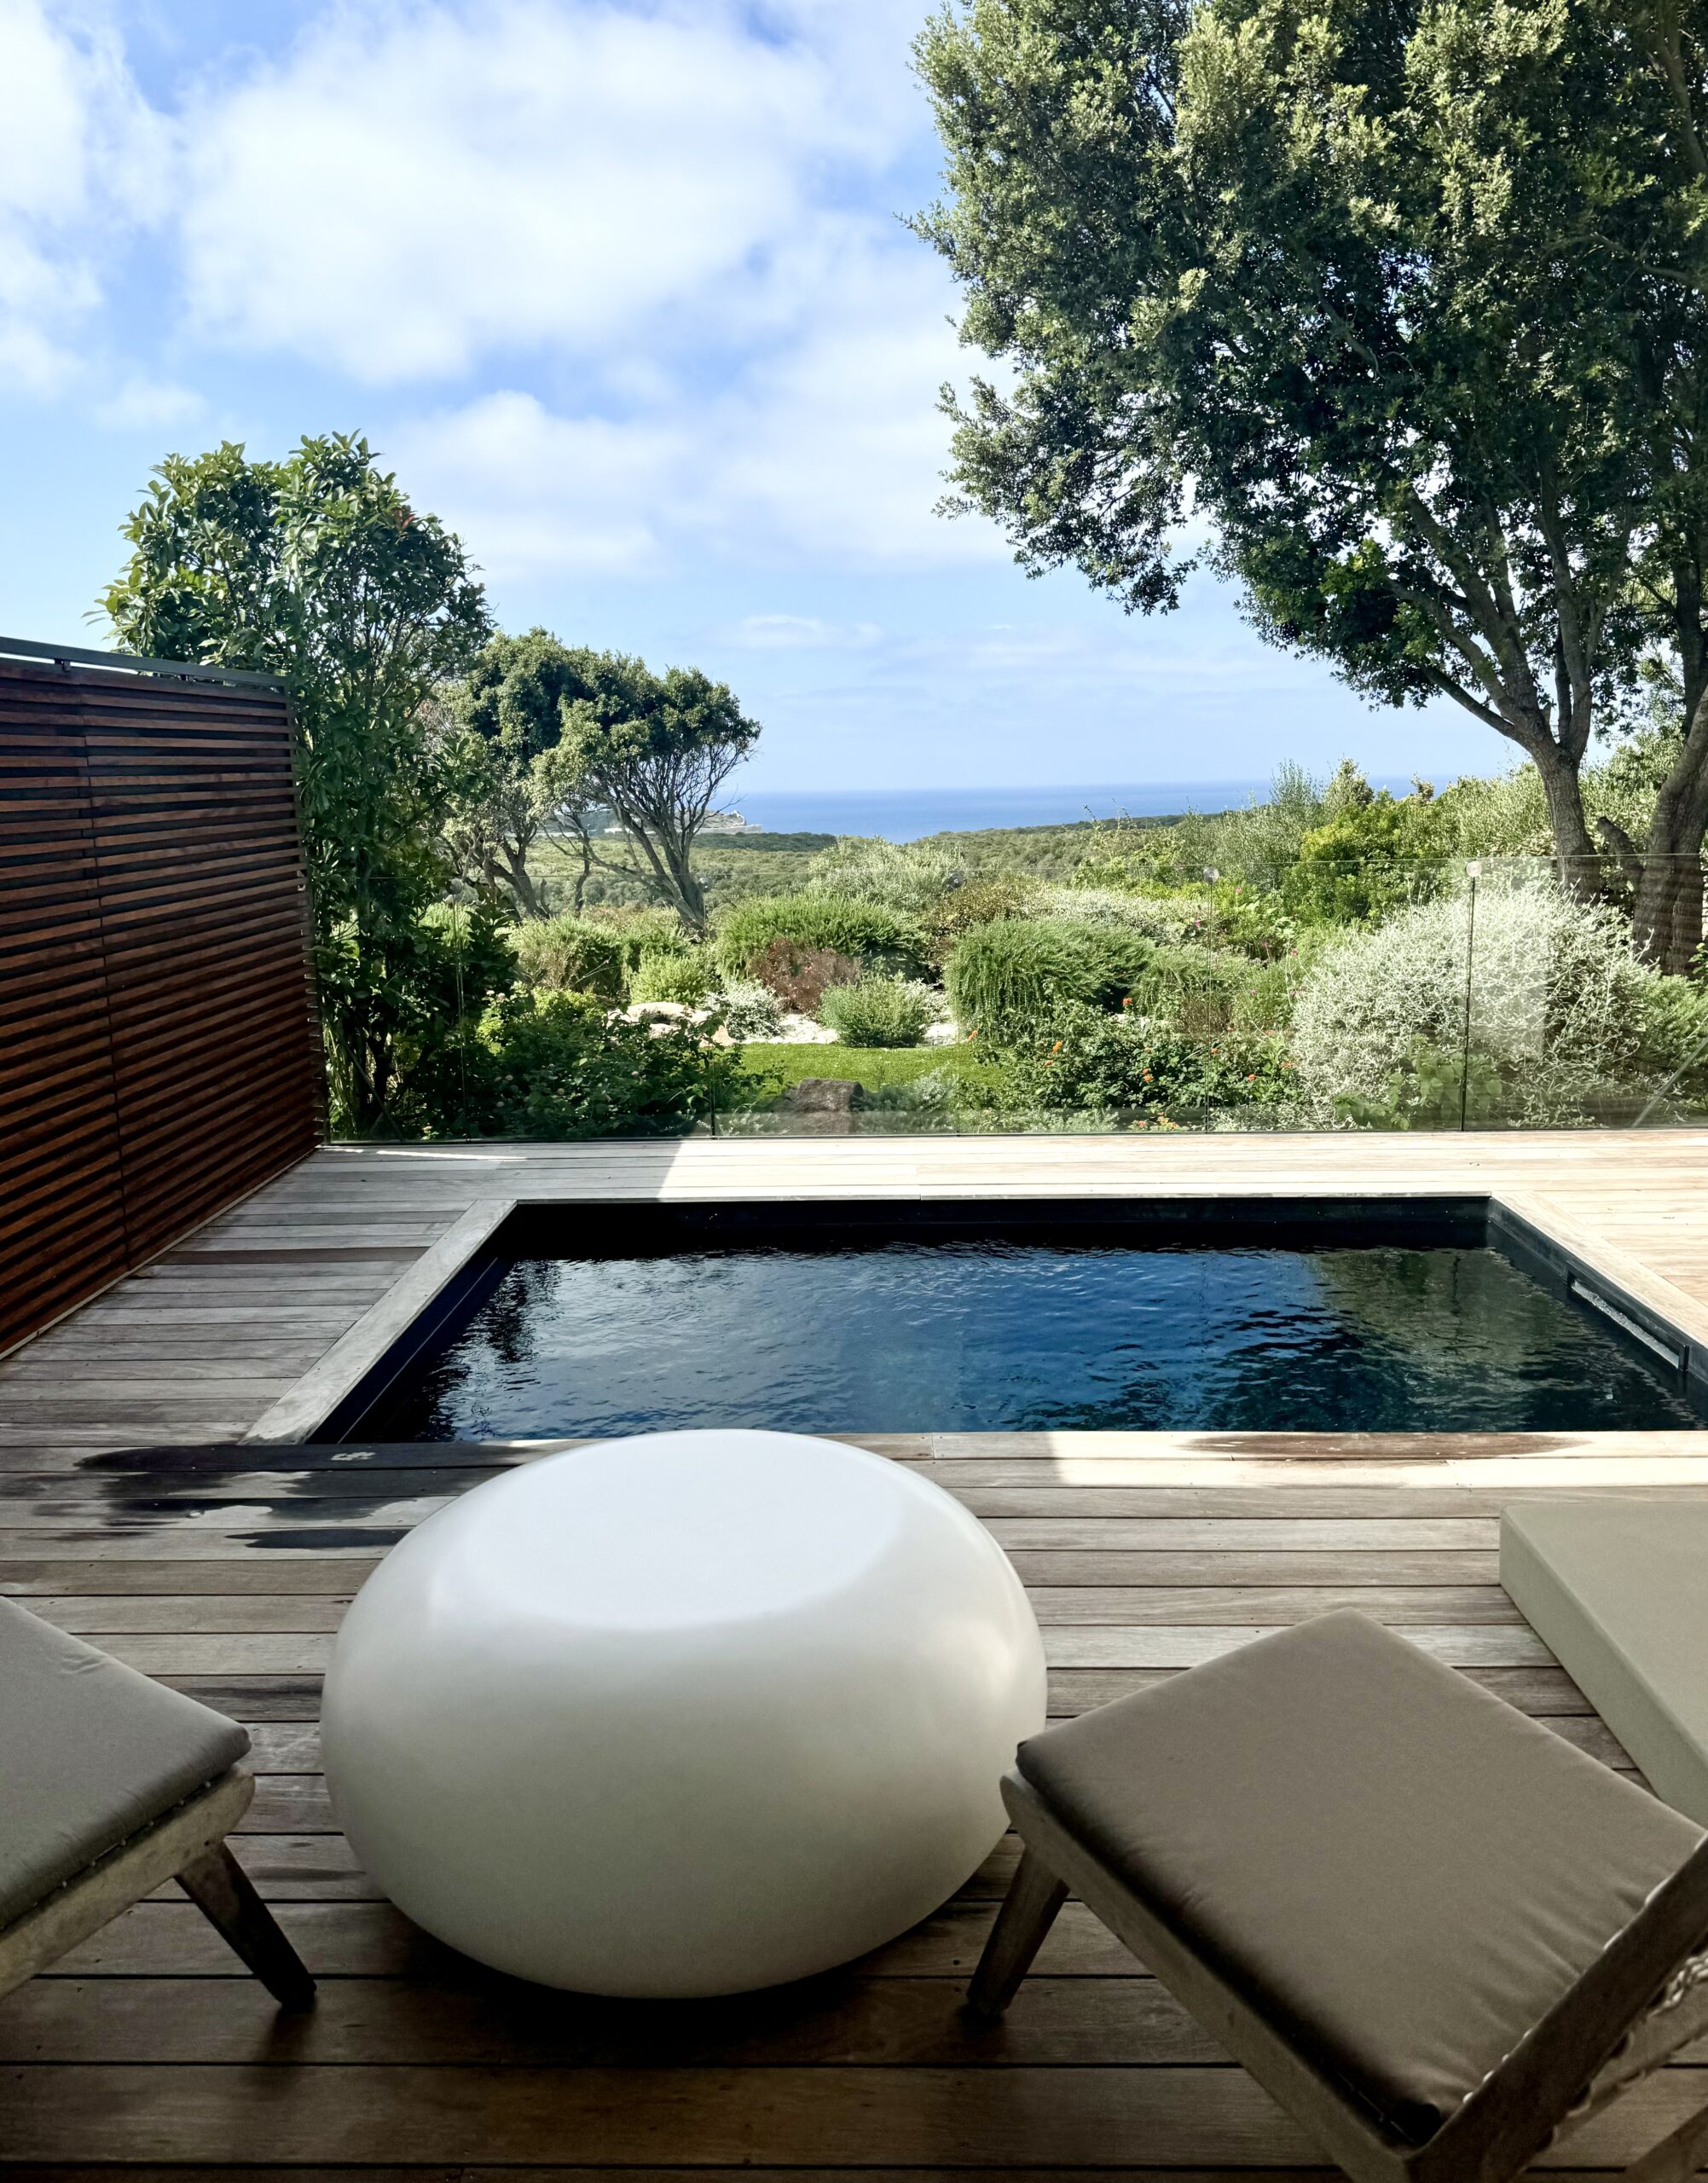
(5, 1134, 1708, 2174)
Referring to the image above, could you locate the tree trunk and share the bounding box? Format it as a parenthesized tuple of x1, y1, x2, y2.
(572, 836, 590, 918)
(1630, 713, 1708, 974)
(1632, 814, 1707, 974)
(1531, 742, 1603, 897)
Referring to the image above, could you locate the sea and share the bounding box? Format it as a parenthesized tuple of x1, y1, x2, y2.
(730, 779, 1410, 843)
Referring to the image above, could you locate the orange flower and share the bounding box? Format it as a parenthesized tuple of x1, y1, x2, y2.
(1051, 1040, 1062, 1052)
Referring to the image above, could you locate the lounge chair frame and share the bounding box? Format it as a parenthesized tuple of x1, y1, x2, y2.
(0, 1766, 314, 2010)
(971, 1770, 1708, 2183)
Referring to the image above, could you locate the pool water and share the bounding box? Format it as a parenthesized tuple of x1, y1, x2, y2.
(360, 1241, 1700, 1439)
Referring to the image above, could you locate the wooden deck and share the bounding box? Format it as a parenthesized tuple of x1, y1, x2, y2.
(3, 1131, 1708, 2175)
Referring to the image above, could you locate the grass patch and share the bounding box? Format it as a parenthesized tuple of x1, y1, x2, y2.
(737, 1043, 991, 1092)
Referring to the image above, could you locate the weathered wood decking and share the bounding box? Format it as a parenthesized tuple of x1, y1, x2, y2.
(3, 1132, 1708, 2175)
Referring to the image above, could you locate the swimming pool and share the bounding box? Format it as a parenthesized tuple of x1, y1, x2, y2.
(334, 1199, 1704, 1439)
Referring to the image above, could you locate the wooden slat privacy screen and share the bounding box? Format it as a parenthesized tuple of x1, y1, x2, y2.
(0, 648, 323, 1354)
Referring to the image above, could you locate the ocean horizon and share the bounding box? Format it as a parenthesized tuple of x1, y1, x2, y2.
(728, 779, 1412, 843)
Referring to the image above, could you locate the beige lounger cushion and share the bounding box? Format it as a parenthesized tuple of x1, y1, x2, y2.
(1016, 1609, 1703, 2146)
(0, 1595, 250, 1930)
(1501, 1496, 1708, 1827)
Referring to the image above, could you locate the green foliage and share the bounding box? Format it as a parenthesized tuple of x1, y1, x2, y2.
(101, 434, 491, 1134)
(715, 893, 930, 981)
(511, 916, 626, 1002)
(737, 1044, 995, 1094)
(926, 871, 1041, 954)
(989, 1005, 1294, 1120)
(555, 649, 761, 930)
(913, 0, 1708, 890)
(1283, 787, 1452, 925)
(628, 949, 713, 1005)
(805, 835, 964, 915)
(712, 978, 785, 1040)
(588, 905, 690, 972)
(1290, 883, 1661, 1125)
(947, 918, 1153, 1039)
(819, 976, 937, 1048)
(472, 990, 743, 1139)
(1331, 1041, 1508, 1131)
(316, 899, 516, 1139)
(1209, 883, 1297, 960)
(1128, 946, 1251, 1036)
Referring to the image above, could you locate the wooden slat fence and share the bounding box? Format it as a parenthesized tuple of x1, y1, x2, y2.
(0, 646, 322, 1353)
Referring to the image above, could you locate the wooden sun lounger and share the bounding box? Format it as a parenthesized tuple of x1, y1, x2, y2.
(970, 1610, 1708, 2183)
(0, 1595, 315, 2010)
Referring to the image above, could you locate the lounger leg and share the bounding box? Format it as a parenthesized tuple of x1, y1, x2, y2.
(177, 1842, 316, 2010)
(967, 1847, 1068, 2018)
(1617, 2090, 1708, 2182)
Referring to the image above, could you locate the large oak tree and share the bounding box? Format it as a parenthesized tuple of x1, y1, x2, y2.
(916, 0, 1708, 967)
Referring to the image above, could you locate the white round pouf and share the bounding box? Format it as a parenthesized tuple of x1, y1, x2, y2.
(321, 1428, 1045, 1996)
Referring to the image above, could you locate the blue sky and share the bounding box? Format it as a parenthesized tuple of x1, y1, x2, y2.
(2, 0, 1508, 795)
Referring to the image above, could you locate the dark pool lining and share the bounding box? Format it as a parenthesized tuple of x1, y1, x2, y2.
(324, 1195, 1705, 1439)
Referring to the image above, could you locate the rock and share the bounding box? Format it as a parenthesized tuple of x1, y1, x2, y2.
(923, 1020, 960, 1046)
(785, 1077, 858, 1114)
(624, 1000, 692, 1022)
(776, 1012, 838, 1045)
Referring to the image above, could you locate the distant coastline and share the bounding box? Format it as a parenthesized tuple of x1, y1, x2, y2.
(731, 779, 1412, 843)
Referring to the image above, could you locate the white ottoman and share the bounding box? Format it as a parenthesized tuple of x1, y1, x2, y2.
(321, 1428, 1046, 1995)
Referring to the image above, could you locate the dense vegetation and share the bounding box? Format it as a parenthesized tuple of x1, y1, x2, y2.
(915, 0, 1708, 972)
(387, 753, 1708, 1138)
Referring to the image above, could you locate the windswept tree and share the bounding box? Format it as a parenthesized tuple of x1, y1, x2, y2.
(102, 435, 495, 1128)
(443, 629, 605, 918)
(448, 631, 761, 931)
(558, 656, 761, 930)
(916, 0, 1708, 968)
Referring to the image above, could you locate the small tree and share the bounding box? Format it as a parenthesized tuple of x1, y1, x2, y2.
(444, 632, 760, 931)
(444, 629, 604, 918)
(101, 435, 493, 1131)
(559, 656, 761, 931)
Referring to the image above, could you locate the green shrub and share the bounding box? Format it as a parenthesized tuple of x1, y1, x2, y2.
(712, 977, 785, 1039)
(946, 918, 1153, 1039)
(715, 892, 929, 981)
(1282, 790, 1452, 925)
(1209, 882, 1296, 959)
(472, 990, 743, 1138)
(1290, 881, 1659, 1124)
(511, 916, 627, 1002)
(1229, 958, 1301, 1034)
(987, 1003, 1294, 1119)
(628, 948, 713, 1005)
(804, 835, 963, 914)
(328, 900, 518, 1139)
(589, 905, 692, 972)
(738, 1043, 993, 1093)
(1127, 945, 1248, 1035)
(1634, 974, 1708, 1108)
(926, 871, 1040, 953)
(819, 976, 936, 1047)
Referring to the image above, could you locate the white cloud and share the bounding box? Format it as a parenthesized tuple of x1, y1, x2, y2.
(91, 374, 205, 431)
(0, 0, 167, 394)
(388, 389, 686, 574)
(727, 614, 883, 651)
(387, 217, 1004, 576)
(178, 0, 895, 382)
(4, 0, 996, 575)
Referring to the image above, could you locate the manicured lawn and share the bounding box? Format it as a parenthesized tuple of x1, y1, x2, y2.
(737, 1043, 993, 1092)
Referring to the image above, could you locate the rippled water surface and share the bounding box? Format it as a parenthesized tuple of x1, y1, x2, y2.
(368, 1242, 1700, 1438)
